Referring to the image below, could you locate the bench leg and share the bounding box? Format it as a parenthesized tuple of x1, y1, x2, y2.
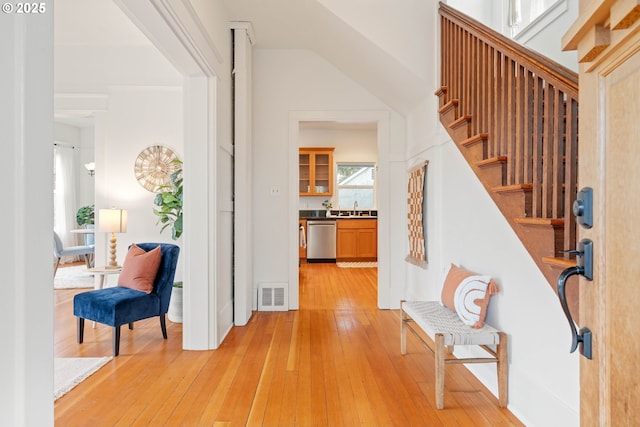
(497, 332, 508, 407)
(400, 301, 407, 355)
(435, 333, 445, 409)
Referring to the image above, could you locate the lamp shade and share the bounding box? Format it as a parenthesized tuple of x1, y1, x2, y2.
(98, 208, 128, 233)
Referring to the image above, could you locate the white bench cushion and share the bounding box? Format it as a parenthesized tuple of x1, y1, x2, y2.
(402, 301, 500, 346)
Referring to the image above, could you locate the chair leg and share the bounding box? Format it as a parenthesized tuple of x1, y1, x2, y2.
(160, 314, 167, 339)
(400, 300, 407, 355)
(77, 318, 85, 344)
(113, 326, 121, 356)
(54, 258, 61, 277)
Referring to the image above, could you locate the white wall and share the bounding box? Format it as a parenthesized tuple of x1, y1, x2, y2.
(445, 0, 504, 31)
(55, 23, 185, 278)
(78, 126, 96, 208)
(318, 0, 432, 79)
(55, 45, 182, 93)
(515, 0, 578, 71)
(406, 90, 579, 427)
(94, 87, 183, 273)
(299, 127, 377, 211)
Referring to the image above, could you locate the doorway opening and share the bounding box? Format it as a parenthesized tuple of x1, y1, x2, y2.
(288, 111, 391, 311)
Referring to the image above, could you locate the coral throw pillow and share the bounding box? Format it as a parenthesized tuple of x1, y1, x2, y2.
(440, 263, 499, 328)
(117, 244, 162, 294)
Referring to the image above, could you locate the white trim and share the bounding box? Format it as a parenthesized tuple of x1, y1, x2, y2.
(233, 27, 254, 325)
(114, 0, 222, 77)
(2, 7, 55, 425)
(182, 76, 216, 350)
(230, 21, 255, 45)
(151, 0, 223, 74)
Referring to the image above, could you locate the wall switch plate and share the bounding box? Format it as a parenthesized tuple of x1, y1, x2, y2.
(270, 186, 281, 196)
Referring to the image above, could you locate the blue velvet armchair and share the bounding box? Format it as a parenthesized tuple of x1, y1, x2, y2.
(74, 243, 180, 356)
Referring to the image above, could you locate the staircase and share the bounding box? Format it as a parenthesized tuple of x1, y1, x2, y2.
(437, 4, 580, 315)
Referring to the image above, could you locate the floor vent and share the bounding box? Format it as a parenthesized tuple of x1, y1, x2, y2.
(258, 283, 288, 311)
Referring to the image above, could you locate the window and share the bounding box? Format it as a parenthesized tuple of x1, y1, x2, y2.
(337, 163, 376, 209)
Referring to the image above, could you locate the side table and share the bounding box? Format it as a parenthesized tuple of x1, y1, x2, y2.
(86, 266, 121, 328)
(87, 266, 122, 290)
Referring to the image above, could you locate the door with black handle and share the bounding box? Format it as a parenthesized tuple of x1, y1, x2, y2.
(556, 187, 593, 359)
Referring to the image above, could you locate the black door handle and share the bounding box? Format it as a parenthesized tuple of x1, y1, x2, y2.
(556, 239, 593, 359)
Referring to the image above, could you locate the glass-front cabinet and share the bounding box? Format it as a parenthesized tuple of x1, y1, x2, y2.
(299, 147, 334, 196)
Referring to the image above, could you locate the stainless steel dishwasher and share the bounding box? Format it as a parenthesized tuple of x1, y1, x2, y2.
(306, 220, 336, 261)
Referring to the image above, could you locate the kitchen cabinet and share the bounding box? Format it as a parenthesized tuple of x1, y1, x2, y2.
(299, 147, 334, 196)
(336, 219, 377, 261)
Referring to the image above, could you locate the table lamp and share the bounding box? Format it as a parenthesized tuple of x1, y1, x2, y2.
(98, 208, 128, 269)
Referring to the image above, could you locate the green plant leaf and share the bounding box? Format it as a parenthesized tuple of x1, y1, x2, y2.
(152, 161, 183, 241)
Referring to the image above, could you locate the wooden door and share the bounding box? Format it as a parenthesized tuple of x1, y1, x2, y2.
(600, 50, 640, 425)
(563, 5, 640, 425)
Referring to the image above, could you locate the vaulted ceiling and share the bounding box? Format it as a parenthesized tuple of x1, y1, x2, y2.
(221, 0, 435, 114)
(55, 0, 436, 117)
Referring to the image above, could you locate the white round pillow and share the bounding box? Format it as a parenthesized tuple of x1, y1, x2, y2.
(453, 275, 492, 326)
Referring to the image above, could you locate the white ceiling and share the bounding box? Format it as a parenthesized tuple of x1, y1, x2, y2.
(221, 0, 431, 113)
(54, 0, 155, 127)
(54, 0, 151, 47)
(54, 0, 431, 122)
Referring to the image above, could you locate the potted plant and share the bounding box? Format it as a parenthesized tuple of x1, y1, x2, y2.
(153, 159, 184, 322)
(153, 159, 183, 240)
(76, 205, 94, 226)
(168, 281, 183, 323)
(76, 205, 95, 245)
(322, 199, 333, 217)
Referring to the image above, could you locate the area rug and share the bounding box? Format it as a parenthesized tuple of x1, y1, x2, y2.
(336, 262, 378, 268)
(54, 357, 112, 400)
(54, 265, 94, 289)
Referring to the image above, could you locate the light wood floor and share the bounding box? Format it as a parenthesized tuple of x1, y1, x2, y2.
(54, 263, 524, 426)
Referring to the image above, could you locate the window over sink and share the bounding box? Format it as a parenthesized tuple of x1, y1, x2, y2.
(337, 163, 376, 209)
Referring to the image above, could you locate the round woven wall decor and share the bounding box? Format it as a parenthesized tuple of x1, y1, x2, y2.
(134, 145, 180, 193)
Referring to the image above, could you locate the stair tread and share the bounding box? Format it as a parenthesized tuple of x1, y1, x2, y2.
(448, 115, 472, 128)
(477, 156, 507, 167)
(493, 183, 533, 193)
(514, 217, 564, 227)
(438, 99, 459, 114)
(434, 86, 448, 96)
(542, 256, 577, 268)
(461, 133, 489, 147)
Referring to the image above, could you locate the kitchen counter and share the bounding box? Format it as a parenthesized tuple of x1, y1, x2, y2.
(299, 209, 378, 220)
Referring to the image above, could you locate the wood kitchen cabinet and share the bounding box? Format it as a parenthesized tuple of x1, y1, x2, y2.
(336, 219, 377, 261)
(299, 147, 334, 196)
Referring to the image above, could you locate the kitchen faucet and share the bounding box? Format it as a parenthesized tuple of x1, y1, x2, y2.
(353, 200, 358, 215)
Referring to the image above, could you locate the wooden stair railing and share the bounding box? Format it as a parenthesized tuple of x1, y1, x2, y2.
(437, 3, 580, 315)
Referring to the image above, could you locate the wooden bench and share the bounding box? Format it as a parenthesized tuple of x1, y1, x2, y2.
(400, 300, 508, 409)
